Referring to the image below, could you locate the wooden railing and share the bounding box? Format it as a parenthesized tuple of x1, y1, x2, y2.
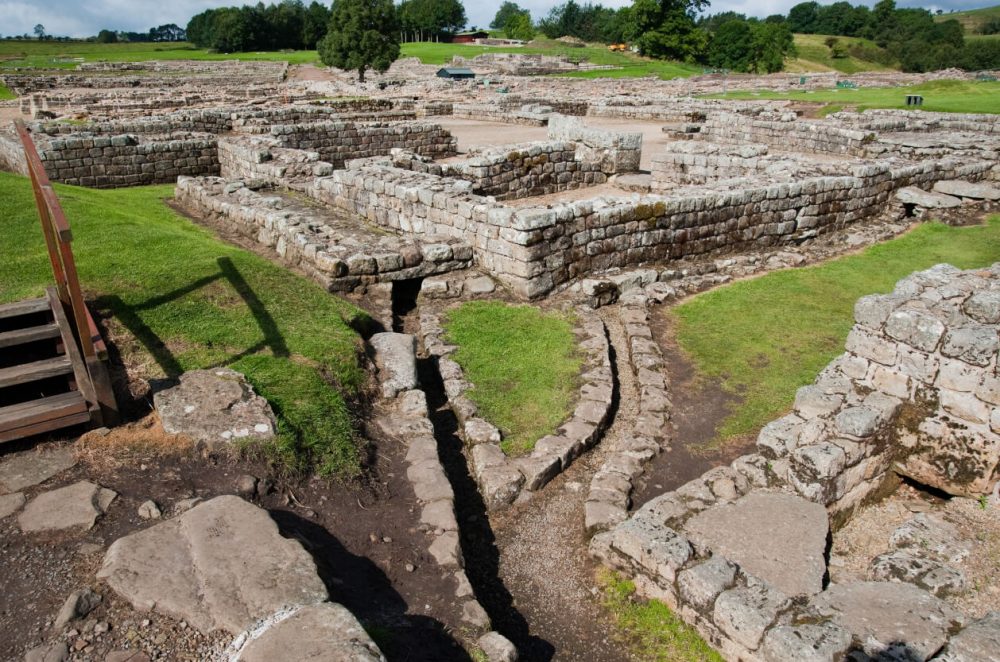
(14, 119, 117, 424)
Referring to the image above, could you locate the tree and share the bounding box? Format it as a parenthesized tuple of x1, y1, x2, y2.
(492, 2, 527, 30)
(96, 29, 118, 43)
(632, 0, 709, 62)
(33, 24, 45, 40)
(708, 19, 752, 71)
(319, 0, 400, 82)
(749, 20, 795, 72)
(302, 1, 331, 48)
(399, 0, 465, 40)
(787, 2, 819, 33)
(505, 12, 534, 41)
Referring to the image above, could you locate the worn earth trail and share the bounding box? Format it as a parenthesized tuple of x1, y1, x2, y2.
(484, 306, 642, 662)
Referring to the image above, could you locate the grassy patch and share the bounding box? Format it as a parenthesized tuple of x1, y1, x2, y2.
(443, 302, 581, 456)
(673, 217, 1000, 446)
(0, 171, 369, 478)
(708, 79, 1000, 114)
(0, 82, 14, 99)
(0, 40, 318, 68)
(790, 33, 895, 74)
(401, 38, 700, 79)
(935, 4, 1000, 32)
(598, 569, 723, 662)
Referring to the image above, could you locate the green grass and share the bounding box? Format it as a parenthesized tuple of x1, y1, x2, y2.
(934, 4, 1000, 32)
(0, 82, 13, 99)
(0, 40, 319, 69)
(443, 301, 581, 456)
(401, 38, 701, 79)
(673, 216, 1000, 446)
(708, 79, 1000, 114)
(0, 171, 370, 478)
(598, 569, 724, 662)
(789, 33, 895, 74)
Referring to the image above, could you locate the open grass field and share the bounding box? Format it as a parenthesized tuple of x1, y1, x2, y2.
(443, 301, 581, 456)
(787, 33, 895, 74)
(0, 40, 320, 69)
(0, 171, 369, 478)
(672, 216, 1000, 448)
(0, 82, 13, 100)
(935, 4, 1000, 32)
(708, 79, 1000, 114)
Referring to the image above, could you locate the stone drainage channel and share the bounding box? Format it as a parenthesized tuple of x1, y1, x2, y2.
(380, 284, 710, 662)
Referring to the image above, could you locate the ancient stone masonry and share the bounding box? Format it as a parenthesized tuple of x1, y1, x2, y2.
(369, 332, 500, 635)
(419, 306, 614, 510)
(174, 176, 473, 292)
(267, 120, 456, 168)
(591, 263, 1000, 662)
(217, 135, 333, 186)
(585, 291, 672, 534)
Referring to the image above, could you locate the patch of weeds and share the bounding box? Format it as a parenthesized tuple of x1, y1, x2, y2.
(444, 301, 581, 456)
(979, 495, 989, 510)
(597, 568, 724, 662)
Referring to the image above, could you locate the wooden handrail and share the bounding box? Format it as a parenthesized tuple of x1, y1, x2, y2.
(14, 119, 95, 360)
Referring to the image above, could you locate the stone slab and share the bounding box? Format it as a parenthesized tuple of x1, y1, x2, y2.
(895, 186, 961, 209)
(933, 180, 1000, 201)
(0, 447, 76, 494)
(229, 603, 385, 661)
(18, 481, 116, 533)
(0, 491, 26, 519)
(97, 495, 328, 635)
(682, 491, 829, 598)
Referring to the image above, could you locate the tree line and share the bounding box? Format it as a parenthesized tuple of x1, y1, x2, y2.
(186, 0, 333, 52)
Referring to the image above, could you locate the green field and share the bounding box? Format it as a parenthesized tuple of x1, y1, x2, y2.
(935, 4, 1000, 32)
(444, 302, 581, 456)
(709, 79, 1000, 114)
(787, 33, 895, 74)
(0, 82, 13, 100)
(0, 40, 319, 69)
(0, 171, 369, 478)
(673, 216, 1000, 447)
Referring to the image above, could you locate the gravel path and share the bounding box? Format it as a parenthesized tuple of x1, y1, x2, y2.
(489, 306, 639, 662)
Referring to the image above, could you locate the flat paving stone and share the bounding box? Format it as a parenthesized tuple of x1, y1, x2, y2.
(18, 481, 117, 533)
(0, 491, 26, 518)
(683, 491, 829, 598)
(229, 603, 384, 661)
(98, 495, 328, 635)
(0, 447, 76, 494)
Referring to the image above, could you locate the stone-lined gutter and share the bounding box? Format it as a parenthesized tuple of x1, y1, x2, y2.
(584, 292, 672, 534)
(368, 333, 494, 634)
(419, 305, 614, 510)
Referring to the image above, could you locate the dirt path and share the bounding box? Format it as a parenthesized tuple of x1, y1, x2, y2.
(480, 306, 640, 662)
(287, 64, 337, 82)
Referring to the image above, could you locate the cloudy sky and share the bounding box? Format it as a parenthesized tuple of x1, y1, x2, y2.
(0, 0, 988, 38)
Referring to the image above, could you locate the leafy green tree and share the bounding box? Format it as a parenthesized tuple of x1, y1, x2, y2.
(505, 12, 535, 41)
(492, 2, 528, 30)
(787, 2, 819, 33)
(96, 29, 118, 43)
(302, 1, 331, 48)
(33, 24, 45, 40)
(632, 0, 709, 62)
(708, 19, 752, 71)
(319, 0, 400, 82)
(399, 0, 466, 39)
(750, 20, 795, 72)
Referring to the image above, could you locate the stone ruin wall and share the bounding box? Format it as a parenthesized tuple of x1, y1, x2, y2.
(591, 263, 1000, 662)
(266, 121, 456, 168)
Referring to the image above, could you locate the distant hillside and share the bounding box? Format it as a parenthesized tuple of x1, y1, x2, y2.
(787, 34, 896, 74)
(935, 4, 1000, 33)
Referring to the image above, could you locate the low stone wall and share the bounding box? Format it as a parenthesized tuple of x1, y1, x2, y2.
(452, 103, 548, 126)
(420, 307, 614, 510)
(702, 112, 876, 157)
(175, 176, 473, 292)
(446, 140, 606, 200)
(585, 293, 672, 534)
(268, 120, 456, 167)
(650, 142, 771, 188)
(547, 114, 642, 174)
(590, 263, 1000, 661)
(217, 136, 332, 185)
(38, 132, 218, 188)
(0, 128, 28, 176)
(370, 332, 493, 632)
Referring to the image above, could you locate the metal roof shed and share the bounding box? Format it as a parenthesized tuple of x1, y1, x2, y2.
(436, 67, 475, 80)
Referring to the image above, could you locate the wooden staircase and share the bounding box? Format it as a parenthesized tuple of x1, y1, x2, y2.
(0, 120, 118, 444)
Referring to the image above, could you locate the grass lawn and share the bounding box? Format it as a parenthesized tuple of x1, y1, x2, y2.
(935, 4, 1000, 32)
(598, 569, 724, 662)
(790, 33, 895, 74)
(0, 82, 13, 99)
(401, 38, 701, 79)
(673, 216, 1000, 447)
(443, 302, 581, 456)
(707, 79, 1000, 114)
(0, 40, 319, 69)
(0, 171, 369, 478)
